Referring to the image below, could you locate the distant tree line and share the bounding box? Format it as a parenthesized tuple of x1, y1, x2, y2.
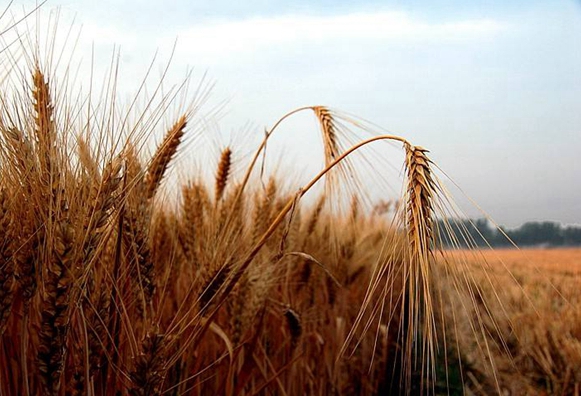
(435, 219, 581, 248)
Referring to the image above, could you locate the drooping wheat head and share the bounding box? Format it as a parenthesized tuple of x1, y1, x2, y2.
(402, 142, 437, 390)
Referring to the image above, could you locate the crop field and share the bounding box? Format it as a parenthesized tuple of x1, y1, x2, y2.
(0, 62, 443, 395)
(0, 6, 579, 396)
(441, 248, 581, 395)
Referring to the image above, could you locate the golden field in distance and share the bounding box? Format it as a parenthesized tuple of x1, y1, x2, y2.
(442, 248, 581, 395)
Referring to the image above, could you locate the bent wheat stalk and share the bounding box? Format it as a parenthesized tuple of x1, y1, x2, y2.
(209, 133, 411, 317)
(223, 106, 335, 228)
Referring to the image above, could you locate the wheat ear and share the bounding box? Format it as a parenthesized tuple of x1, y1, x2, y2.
(180, 182, 210, 263)
(215, 147, 232, 203)
(312, 106, 340, 168)
(145, 115, 187, 199)
(129, 330, 167, 396)
(402, 143, 437, 389)
(82, 158, 122, 257)
(38, 218, 75, 395)
(32, 67, 56, 182)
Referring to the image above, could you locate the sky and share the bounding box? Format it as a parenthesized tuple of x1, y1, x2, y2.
(2, 0, 581, 227)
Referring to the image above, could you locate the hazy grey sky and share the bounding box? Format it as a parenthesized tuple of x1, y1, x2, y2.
(3, 0, 581, 227)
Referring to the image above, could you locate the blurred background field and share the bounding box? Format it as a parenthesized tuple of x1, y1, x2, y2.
(441, 248, 581, 395)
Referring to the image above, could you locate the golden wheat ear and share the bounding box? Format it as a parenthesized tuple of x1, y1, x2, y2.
(312, 106, 340, 168)
(80, 157, 122, 265)
(38, 218, 76, 395)
(145, 115, 187, 200)
(32, 67, 57, 179)
(401, 143, 437, 390)
(214, 147, 232, 203)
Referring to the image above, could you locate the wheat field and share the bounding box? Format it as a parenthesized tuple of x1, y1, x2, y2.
(441, 248, 581, 395)
(0, 61, 438, 395)
(1, 7, 580, 396)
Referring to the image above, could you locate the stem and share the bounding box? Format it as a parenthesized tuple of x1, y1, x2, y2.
(236, 106, 313, 199)
(223, 107, 314, 228)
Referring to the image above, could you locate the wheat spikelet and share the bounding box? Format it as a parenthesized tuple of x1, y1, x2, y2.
(82, 157, 122, 258)
(304, 195, 325, 242)
(252, 177, 277, 244)
(38, 218, 75, 395)
(129, 330, 167, 396)
(180, 182, 210, 263)
(198, 264, 230, 314)
(67, 371, 85, 396)
(348, 194, 359, 224)
(12, 196, 38, 307)
(145, 115, 187, 200)
(215, 147, 232, 203)
(231, 263, 274, 344)
(123, 210, 156, 315)
(78, 156, 122, 342)
(122, 147, 157, 316)
(77, 136, 99, 181)
(230, 274, 251, 345)
(217, 182, 246, 241)
(86, 284, 111, 376)
(2, 127, 37, 179)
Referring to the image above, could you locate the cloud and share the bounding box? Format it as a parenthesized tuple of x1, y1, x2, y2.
(156, 11, 507, 63)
